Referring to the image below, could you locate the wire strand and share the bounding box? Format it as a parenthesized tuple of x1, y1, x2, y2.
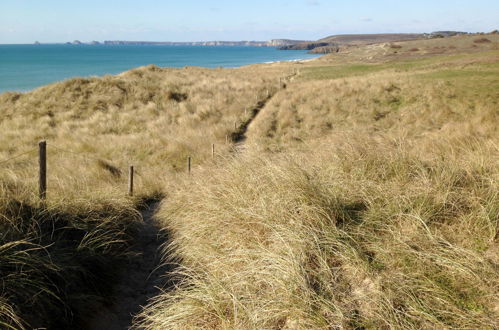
(0, 148, 38, 166)
(49, 143, 112, 163)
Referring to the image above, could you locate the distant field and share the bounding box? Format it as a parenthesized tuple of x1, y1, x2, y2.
(319, 33, 424, 45)
(1, 33, 498, 329)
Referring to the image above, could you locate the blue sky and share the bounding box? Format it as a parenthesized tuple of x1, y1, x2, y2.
(0, 0, 498, 43)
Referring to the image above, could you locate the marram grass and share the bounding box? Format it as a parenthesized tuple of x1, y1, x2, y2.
(0, 33, 498, 328)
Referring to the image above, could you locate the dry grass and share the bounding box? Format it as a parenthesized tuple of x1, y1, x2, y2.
(0, 178, 141, 328)
(0, 63, 290, 327)
(307, 33, 499, 63)
(138, 37, 499, 329)
(247, 53, 498, 146)
(138, 134, 498, 329)
(1, 33, 498, 328)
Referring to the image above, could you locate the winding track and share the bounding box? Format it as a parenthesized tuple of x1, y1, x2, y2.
(230, 71, 296, 152)
(86, 71, 298, 329)
(87, 202, 170, 330)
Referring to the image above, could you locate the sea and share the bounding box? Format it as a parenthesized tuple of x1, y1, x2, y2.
(0, 44, 320, 93)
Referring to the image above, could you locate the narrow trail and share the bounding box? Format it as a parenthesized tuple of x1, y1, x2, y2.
(230, 72, 296, 152)
(87, 202, 170, 330)
(230, 96, 271, 150)
(86, 72, 298, 329)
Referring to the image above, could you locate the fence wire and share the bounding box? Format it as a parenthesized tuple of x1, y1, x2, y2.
(0, 148, 38, 166)
(49, 143, 112, 163)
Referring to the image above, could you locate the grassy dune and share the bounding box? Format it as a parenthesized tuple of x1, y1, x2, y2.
(139, 137, 498, 328)
(0, 64, 290, 328)
(138, 35, 499, 329)
(0, 34, 498, 328)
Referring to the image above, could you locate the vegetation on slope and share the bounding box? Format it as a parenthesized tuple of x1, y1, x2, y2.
(0, 64, 290, 327)
(139, 136, 498, 328)
(138, 34, 499, 329)
(0, 33, 497, 328)
(0, 181, 140, 329)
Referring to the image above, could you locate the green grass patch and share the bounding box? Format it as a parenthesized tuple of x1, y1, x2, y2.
(301, 64, 386, 80)
(417, 70, 499, 80)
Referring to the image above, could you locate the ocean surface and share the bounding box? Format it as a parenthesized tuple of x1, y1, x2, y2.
(0, 44, 320, 93)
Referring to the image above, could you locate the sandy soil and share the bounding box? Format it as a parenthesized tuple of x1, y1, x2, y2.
(87, 202, 170, 330)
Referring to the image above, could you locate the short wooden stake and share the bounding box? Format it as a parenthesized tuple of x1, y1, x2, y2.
(212, 144, 215, 159)
(188, 156, 191, 174)
(38, 140, 47, 200)
(128, 165, 134, 196)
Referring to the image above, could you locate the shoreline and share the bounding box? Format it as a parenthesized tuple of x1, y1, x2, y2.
(0, 53, 323, 94)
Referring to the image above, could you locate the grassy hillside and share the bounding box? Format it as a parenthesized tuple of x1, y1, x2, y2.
(0, 34, 498, 328)
(319, 33, 424, 45)
(138, 34, 499, 329)
(0, 63, 291, 328)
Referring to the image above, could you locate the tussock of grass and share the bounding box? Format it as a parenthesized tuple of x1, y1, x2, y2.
(0, 180, 141, 328)
(138, 39, 498, 329)
(139, 132, 498, 328)
(1, 33, 498, 328)
(248, 53, 498, 146)
(0, 62, 291, 327)
(0, 64, 286, 172)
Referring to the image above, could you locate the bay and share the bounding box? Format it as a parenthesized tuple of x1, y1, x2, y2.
(0, 44, 320, 93)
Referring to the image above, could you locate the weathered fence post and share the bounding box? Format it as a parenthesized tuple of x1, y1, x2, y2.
(188, 156, 191, 175)
(128, 165, 134, 196)
(39, 140, 47, 200)
(212, 144, 215, 159)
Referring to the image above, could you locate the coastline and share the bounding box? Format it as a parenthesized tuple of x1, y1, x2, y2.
(0, 46, 322, 94)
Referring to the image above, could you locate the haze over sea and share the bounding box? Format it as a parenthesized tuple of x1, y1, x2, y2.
(0, 44, 320, 93)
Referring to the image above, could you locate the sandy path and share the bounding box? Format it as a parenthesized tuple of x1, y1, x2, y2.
(87, 202, 169, 330)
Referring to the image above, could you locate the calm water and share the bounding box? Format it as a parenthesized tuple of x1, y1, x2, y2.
(0, 44, 320, 93)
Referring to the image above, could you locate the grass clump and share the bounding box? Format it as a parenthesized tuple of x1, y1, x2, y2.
(138, 35, 498, 329)
(138, 133, 498, 328)
(0, 32, 498, 328)
(0, 182, 141, 329)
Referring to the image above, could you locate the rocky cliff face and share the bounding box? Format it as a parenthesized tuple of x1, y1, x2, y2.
(104, 40, 272, 46)
(308, 45, 340, 54)
(268, 39, 307, 47)
(279, 42, 330, 50)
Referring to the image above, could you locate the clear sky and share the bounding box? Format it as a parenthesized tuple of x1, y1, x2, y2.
(0, 0, 498, 43)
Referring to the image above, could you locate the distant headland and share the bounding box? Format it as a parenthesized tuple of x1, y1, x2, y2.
(33, 31, 486, 55)
(54, 39, 305, 47)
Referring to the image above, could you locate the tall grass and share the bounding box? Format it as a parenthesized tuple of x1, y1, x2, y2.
(0, 177, 142, 328)
(138, 37, 498, 329)
(0, 33, 497, 328)
(138, 132, 498, 329)
(0, 62, 291, 327)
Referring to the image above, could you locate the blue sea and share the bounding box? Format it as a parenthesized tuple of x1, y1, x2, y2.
(0, 44, 320, 93)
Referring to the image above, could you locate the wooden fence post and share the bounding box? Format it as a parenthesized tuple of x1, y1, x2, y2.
(188, 156, 191, 174)
(212, 144, 215, 159)
(39, 140, 47, 200)
(128, 165, 134, 196)
(234, 121, 237, 131)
